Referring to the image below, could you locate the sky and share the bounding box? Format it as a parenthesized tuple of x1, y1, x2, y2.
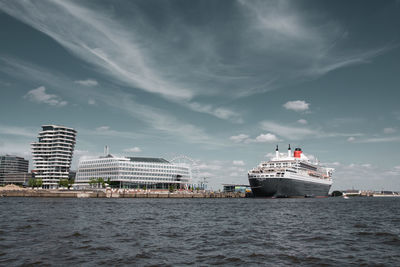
(0, 0, 399, 191)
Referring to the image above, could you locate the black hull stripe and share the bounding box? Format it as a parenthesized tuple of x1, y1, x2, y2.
(249, 177, 331, 197)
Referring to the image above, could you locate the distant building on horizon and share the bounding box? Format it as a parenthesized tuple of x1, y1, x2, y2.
(222, 184, 251, 193)
(31, 125, 77, 189)
(76, 153, 191, 189)
(0, 155, 29, 185)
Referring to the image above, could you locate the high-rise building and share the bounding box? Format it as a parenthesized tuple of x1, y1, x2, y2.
(31, 125, 77, 189)
(0, 155, 29, 185)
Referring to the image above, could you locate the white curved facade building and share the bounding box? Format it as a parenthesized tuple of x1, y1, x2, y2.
(31, 125, 77, 188)
(76, 155, 191, 189)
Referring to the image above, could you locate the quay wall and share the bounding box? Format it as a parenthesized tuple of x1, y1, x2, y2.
(0, 189, 245, 198)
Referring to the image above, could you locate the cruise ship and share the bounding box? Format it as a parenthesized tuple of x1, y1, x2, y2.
(248, 145, 333, 197)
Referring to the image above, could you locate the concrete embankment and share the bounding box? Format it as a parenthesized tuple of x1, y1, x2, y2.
(0, 189, 245, 198)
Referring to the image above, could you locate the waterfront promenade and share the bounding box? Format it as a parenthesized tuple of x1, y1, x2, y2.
(0, 185, 245, 198)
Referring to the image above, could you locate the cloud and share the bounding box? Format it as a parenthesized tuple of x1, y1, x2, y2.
(355, 136, 400, 143)
(230, 134, 249, 143)
(195, 159, 248, 189)
(283, 100, 310, 112)
(328, 162, 341, 166)
(233, 160, 245, 166)
(230, 132, 280, 143)
(0, 1, 242, 123)
(197, 163, 222, 171)
(303, 153, 317, 162)
(0, 57, 225, 146)
(394, 111, 400, 121)
(74, 149, 89, 156)
(77, 125, 143, 141)
(265, 152, 275, 158)
(96, 126, 110, 132)
(24, 86, 67, 107)
(260, 120, 362, 141)
(123, 147, 142, 153)
(88, 98, 96, 105)
(116, 99, 215, 145)
(0, 125, 36, 138)
(75, 78, 98, 86)
(0, 0, 390, 123)
(297, 119, 308, 124)
(186, 102, 243, 123)
(93, 92, 227, 146)
(383, 127, 396, 134)
(307, 46, 392, 77)
(260, 121, 317, 140)
(0, 139, 32, 159)
(347, 137, 355, 142)
(255, 133, 280, 143)
(332, 163, 400, 191)
(230, 166, 246, 172)
(384, 166, 400, 176)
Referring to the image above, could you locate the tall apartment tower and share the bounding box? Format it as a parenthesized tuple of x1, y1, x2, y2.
(0, 155, 29, 185)
(31, 125, 77, 189)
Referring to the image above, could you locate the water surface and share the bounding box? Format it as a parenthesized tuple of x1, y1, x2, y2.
(1, 197, 399, 266)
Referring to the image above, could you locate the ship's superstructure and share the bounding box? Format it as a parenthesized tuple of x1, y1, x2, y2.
(248, 145, 333, 197)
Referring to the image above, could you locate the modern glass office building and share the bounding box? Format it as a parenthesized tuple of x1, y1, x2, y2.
(3, 172, 32, 185)
(0, 155, 29, 185)
(31, 125, 77, 189)
(76, 155, 191, 189)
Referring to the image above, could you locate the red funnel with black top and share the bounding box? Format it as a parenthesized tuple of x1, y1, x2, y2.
(294, 148, 302, 158)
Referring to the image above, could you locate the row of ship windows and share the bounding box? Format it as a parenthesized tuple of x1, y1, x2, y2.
(250, 174, 284, 178)
(262, 163, 293, 167)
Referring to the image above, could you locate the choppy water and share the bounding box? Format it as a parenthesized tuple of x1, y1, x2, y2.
(1, 197, 400, 266)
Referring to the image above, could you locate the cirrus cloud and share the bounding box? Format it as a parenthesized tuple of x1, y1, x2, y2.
(0, 0, 390, 124)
